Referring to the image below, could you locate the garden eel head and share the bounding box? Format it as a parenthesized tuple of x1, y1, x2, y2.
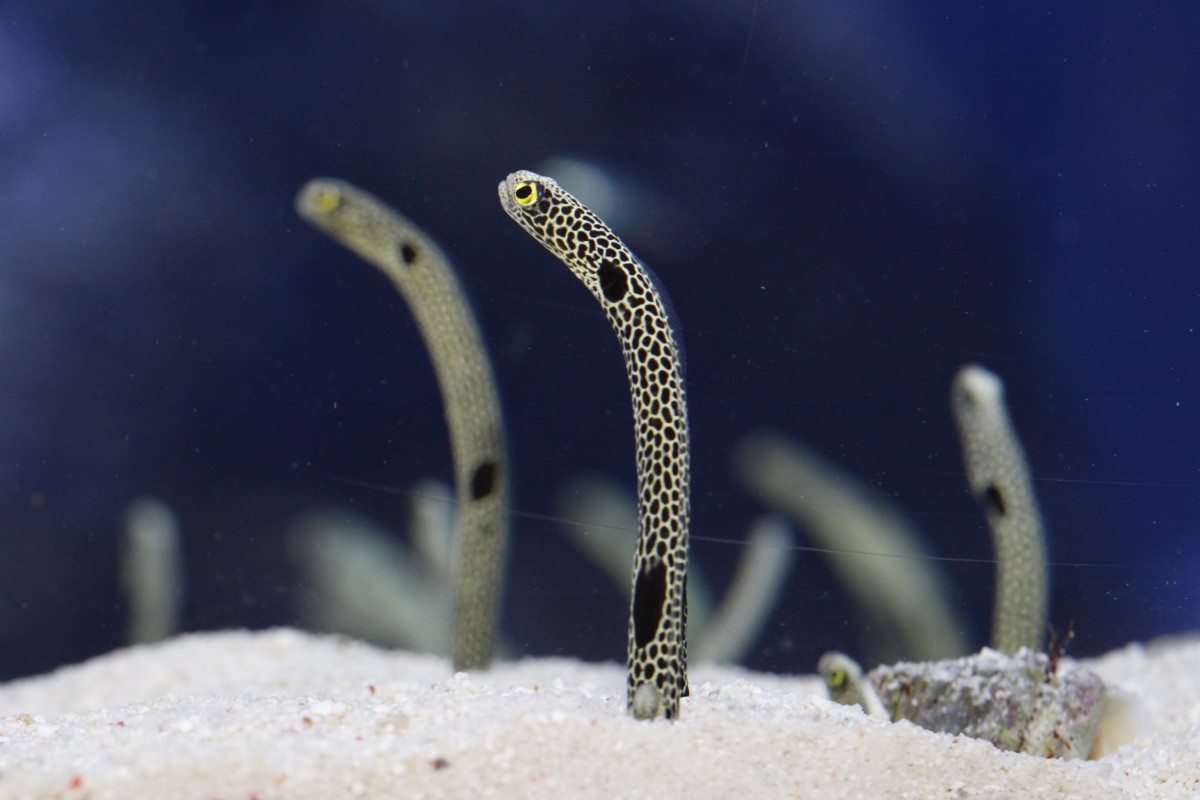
(498, 170, 687, 366)
(818, 651, 887, 718)
(299, 181, 345, 216)
(497, 171, 571, 260)
(818, 651, 863, 705)
(498, 170, 600, 277)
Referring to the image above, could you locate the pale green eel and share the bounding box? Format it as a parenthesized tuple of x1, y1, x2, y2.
(499, 170, 691, 720)
(951, 364, 1047, 653)
(817, 651, 887, 719)
(296, 179, 508, 671)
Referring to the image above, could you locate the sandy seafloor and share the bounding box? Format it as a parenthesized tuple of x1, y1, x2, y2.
(0, 629, 1197, 799)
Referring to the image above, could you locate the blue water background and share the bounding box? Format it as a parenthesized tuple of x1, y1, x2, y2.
(1, 2, 1197, 679)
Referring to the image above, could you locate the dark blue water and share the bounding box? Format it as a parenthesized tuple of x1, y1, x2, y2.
(1, 1, 1197, 680)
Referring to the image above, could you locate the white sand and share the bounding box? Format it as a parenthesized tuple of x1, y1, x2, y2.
(0, 629, 1197, 799)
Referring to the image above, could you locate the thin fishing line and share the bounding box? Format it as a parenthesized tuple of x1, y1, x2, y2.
(311, 470, 1174, 572)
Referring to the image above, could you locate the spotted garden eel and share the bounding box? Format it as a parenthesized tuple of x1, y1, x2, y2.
(817, 651, 887, 719)
(295, 179, 508, 672)
(499, 170, 690, 720)
(951, 364, 1047, 653)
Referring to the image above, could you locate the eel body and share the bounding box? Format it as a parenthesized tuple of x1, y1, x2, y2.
(499, 170, 690, 720)
(951, 364, 1047, 654)
(296, 179, 508, 671)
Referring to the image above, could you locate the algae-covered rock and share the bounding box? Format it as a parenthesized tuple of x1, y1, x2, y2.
(823, 648, 1107, 760)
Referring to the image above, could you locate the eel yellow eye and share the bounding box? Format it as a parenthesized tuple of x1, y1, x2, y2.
(313, 186, 343, 215)
(829, 667, 846, 689)
(513, 181, 538, 206)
